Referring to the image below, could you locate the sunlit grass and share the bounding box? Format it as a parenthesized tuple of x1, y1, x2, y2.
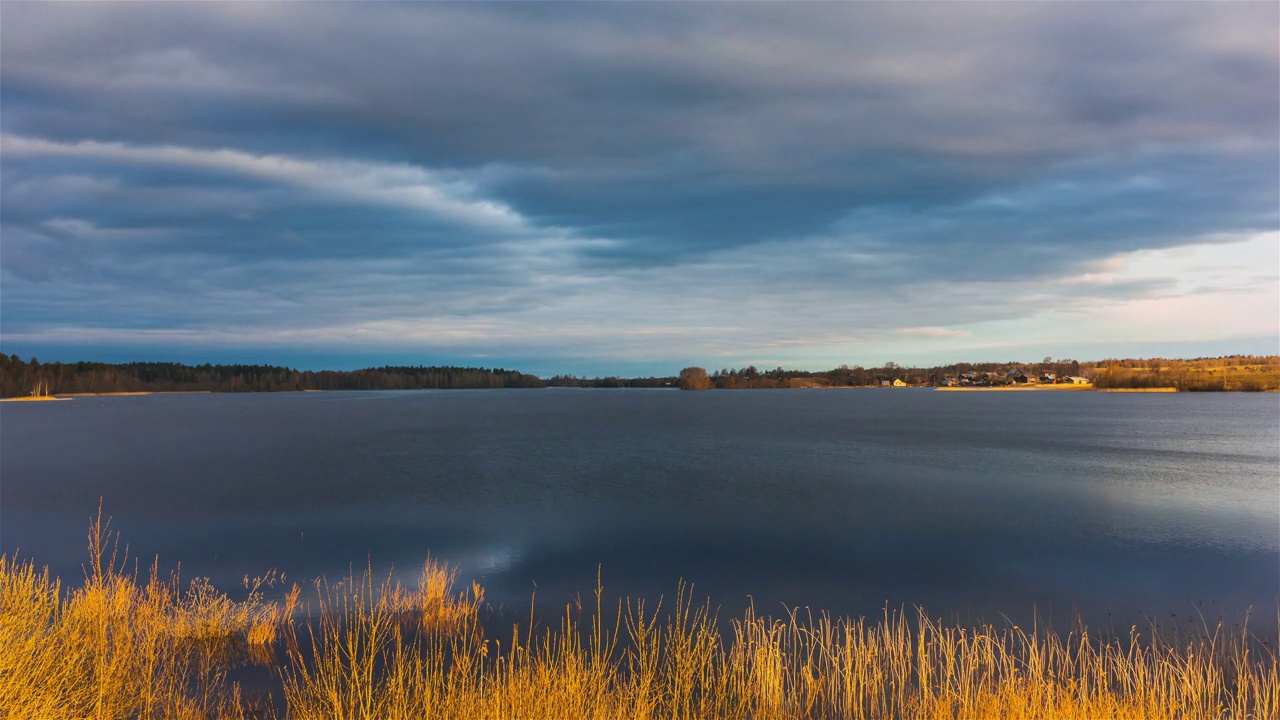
(2, 513, 1276, 719)
(0, 508, 280, 719)
(1092, 361, 1280, 391)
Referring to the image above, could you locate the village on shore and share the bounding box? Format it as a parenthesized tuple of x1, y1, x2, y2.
(673, 356, 1280, 392)
(900, 368, 1089, 388)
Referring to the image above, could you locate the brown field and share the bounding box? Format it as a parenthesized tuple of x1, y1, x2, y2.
(2, 513, 1276, 719)
(1089, 357, 1280, 392)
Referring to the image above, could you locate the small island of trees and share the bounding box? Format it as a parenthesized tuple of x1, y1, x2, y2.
(677, 366, 714, 390)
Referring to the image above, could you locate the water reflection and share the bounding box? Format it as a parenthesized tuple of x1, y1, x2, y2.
(2, 389, 1276, 633)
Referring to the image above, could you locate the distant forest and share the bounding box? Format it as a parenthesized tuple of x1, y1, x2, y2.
(0, 355, 545, 397)
(544, 375, 677, 389)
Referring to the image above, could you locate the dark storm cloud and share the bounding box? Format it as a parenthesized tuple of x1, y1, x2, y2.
(1, 2, 1276, 368)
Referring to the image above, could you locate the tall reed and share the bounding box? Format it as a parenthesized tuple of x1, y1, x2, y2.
(0, 508, 285, 719)
(277, 569, 1277, 720)
(2, 516, 1276, 719)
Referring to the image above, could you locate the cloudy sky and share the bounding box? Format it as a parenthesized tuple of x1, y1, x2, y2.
(2, 3, 1276, 375)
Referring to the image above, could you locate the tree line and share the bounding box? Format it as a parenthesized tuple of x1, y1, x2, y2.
(676, 361, 1071, 390)
(0, 355, 545, 397)
(5, 353, 1274, 397)
(544, 375, 677, 388)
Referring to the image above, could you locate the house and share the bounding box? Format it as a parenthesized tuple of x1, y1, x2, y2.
(892, 378, 907, 388)
(1040, 372, 1056, 383)
(1063, 376, 1090, 384)
(880, 380, 892, 387)
(1007, 368, 1036, 384)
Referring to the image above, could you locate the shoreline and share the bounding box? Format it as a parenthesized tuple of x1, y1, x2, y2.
(5, 386, 1274, 400)
(55, 390, 215, 397)
(1, 390, 215, 402)
(935, 384, 1094, 392)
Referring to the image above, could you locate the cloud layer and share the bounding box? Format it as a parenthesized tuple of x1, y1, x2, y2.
(2, 3, 1276, 372)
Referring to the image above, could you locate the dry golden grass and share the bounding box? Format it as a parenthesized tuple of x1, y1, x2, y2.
(1090, 357, 1280, 391)
(2, 515, 1276, 719)
(279, 577, 1279, 720)
(0, 508, 283, 720)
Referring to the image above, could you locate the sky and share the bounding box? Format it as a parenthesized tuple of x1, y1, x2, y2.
(1, 2, 1277, 376)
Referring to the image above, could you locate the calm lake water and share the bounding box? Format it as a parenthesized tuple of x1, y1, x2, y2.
(3, 389, 1277, 633)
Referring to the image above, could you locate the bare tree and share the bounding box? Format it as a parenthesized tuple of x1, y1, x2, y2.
(678, 366, 713, 391)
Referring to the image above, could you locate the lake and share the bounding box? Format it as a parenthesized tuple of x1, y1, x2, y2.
(2, 389, 1276, 634)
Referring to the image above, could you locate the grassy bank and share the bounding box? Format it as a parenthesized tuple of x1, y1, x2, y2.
(1091, 362, 1280, 392)
(3, 515, 1276, 719)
